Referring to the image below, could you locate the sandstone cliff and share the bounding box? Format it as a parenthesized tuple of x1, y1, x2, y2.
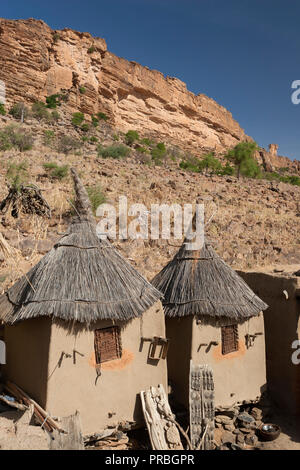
(0, 17, 298, 172)
(0, 18, 248, 155)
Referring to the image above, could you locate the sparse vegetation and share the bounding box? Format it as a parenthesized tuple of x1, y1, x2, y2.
(0, 103, 6, 115)
(97, 112, 108, 121)
(31, 101, 51, 121)
(9, 102, 29, 121)
(43, 162, 69, 180)
(79, 86, 86, 94)
(91, 115, 99, 127)
(7, 161, 29, 190)
(52, 32, 60, 43)
(86, 185, 106, 214)
(81, 123, 90, 132)
(150, 142, 167, 165)
(57, 135, 82, 154)
(125, 130, 139, 146)
(87, 46, 96, 54)
(72, 112, 85, 127)
(46, 94, 61, 109)
(43, 130, 55, 147)
(98, 144, 130, 159)
(0, 125, 34, 152)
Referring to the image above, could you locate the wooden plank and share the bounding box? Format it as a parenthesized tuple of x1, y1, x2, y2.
(189, 361, 215, 450)
(140, 384, 183, 450)
(50, 411, 84, 450)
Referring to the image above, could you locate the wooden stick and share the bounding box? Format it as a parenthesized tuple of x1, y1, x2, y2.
(5, 382, 64, 433)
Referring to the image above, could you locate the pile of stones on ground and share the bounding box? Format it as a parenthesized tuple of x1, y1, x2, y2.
(214, 404, 267, 450)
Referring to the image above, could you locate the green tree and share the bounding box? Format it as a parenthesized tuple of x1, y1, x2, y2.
(226, 141, 258, 179)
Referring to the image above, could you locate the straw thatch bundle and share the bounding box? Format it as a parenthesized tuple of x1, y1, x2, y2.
(152, 241, 268, 322)
(0, 169, 161, 325)
(0, 232, 18, 259)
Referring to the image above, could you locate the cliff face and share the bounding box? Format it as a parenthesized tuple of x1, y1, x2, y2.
(0, 18, 248, 154)
(0, 18, 299, 172)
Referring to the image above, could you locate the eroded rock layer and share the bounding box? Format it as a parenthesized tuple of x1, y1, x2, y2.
(0, 18, 248, 154)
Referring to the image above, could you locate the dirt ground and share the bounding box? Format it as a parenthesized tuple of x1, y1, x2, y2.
(0, 405, 299, 450)
(258, 412, 300, 450)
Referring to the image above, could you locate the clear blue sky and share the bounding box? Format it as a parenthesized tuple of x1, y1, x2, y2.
(2, 0, 300, 160)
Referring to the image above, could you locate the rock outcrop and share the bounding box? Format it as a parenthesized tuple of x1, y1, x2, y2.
(0, 18, 249, 155)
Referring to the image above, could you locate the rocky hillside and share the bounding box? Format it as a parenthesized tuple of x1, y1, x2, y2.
(0, 110, 299, 294)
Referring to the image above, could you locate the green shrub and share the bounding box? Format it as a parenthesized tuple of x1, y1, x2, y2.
(57, 135, 82, 154)
(51, 110, 60, 121)
(9, 102, 29, 121)
(91, 115, 99, 127)
(79, 86, 86, 94)
(31, 101, 51, 121)
(72, 112, 85, 127)
(86, 185, 106, 214)
(43, 130, 55, 147)
(0, 103, 6, 116)
(280, 174, 300, 186)
(7, 161, 29, 190)
(81, 136, 89, 143)
(53, 32, 60, 43)
(136, 146, 149, 154)
(0, 125, 34, 152)
(198, 152, 222, 172)
(98, 144, 130, 159)
(90, 136, 98, 143)
(151, 142, 167, 165)
(81, 123, 89, 132)
(46, 94, 61, 109)
(140, 137, 152, 146)
(87, 46, 96, 54)
(179, 155, 202, 172)
(43, 162, 69, 180)
(112, 133, 119, 141)
(221, 162, 235, 176)
(125, 130, 139, 146)
(97, 112, 108, 121)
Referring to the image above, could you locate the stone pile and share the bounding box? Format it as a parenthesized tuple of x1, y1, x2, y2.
(214, 405, 264, 450)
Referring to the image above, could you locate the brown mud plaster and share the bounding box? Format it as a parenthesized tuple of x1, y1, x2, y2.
(89, 349, 134, 370)
(212, 340, 246, 362)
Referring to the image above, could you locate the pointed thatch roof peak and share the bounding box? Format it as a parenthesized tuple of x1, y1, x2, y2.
(70, 168, 95, 225)
(0, 172, 162, 325)
(152, 239, 268, 322)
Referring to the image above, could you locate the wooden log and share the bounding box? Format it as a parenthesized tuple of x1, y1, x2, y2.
(141, 384, 183, 450)
(50, 411, 84, 450)
(0, 394, 28, 411)
(5, 381, 64, 433)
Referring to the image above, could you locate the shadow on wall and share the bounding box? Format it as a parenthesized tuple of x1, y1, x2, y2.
(4, 317, 51, 409)
(239, 271, 300, 415)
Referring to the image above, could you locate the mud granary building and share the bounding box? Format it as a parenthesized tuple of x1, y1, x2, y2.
(152, 237, 269, 409)
(0, 169, 168, 435)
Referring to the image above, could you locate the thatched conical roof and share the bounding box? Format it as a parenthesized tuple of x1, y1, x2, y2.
(0, 169, 161, 325)
(152, 241, 268, 322)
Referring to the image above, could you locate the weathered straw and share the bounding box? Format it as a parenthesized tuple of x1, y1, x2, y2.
(152, 241, 268, 321)
(0, 169, 162, 325)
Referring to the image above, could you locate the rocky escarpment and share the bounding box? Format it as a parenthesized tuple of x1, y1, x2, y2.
(0, 18, 249, 155)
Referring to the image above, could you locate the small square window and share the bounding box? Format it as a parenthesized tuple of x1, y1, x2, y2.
(94, 326, 122, 364)
(221, 325, 239, 355)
